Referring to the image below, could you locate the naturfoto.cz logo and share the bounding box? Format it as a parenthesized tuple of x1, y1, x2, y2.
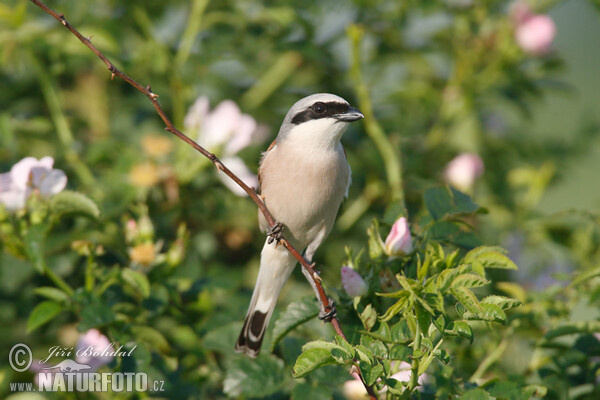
(8, 343, 165, 393)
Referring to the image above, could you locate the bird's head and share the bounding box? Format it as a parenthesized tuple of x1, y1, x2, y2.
(277, 93, 363, 149)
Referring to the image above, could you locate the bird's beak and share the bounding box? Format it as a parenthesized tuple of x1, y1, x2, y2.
(335, 106, 364, 122)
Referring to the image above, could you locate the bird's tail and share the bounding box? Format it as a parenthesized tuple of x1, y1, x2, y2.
(235, 239, 297, 357)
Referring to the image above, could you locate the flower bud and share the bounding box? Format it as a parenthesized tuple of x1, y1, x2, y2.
(341, 266, 368, 297)
(444, 153, 484, 192)
(385, 217, 413, 256)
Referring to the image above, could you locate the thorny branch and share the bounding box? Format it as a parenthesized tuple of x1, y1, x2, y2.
(29, 1, 378, 398)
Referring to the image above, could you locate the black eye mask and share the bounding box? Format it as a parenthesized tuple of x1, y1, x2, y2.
(291, 101, 350, 125)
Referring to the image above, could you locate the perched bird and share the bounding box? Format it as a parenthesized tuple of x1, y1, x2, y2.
(235, 93, 364, 357)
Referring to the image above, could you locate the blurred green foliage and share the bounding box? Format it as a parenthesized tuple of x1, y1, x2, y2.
(1, 0, 600, 399)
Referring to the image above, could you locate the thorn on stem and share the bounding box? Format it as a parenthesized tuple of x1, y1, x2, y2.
(111, 72, 116, 80)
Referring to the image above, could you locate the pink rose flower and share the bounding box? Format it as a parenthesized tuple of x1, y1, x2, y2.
(511, 3, 556, 55)
(385, 217, 413, 257)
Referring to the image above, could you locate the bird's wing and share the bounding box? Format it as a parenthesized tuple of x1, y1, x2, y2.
(257, 139, 277, 194)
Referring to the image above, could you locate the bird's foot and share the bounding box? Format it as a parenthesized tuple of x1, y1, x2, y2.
(319, 298, 337, 322)
(267, 222, 284, 245)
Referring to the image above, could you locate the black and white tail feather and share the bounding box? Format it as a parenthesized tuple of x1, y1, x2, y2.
(235, 239, 296, 357)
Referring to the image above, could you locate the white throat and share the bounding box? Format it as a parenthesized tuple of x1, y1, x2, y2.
(281, 119, 348, 152)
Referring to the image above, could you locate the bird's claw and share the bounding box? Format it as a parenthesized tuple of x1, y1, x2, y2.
(267, 222, 284, 245)
(318, 298, 337, 322)
(309, 263, 322, 282)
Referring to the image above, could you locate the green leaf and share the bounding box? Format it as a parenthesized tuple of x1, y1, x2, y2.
(33, 287, 70, 303)
(451, 273, 490, 289)
(464, 303, 506, 323)
(224, 355, 285, 397)
(380, 293, 410, 322)
(24, 223, 48, 274)
(481, 295, 521, 310)
(436, 268, 464, 292)
(450, 287, 481, 314)
(293, 348, 336, 378)
(354, 344, 373, 364)
(415, 304, 431, 334)
(293, 340, 353, 377)
(385, 377, 406, 395)
(448, 321, 473, 343)
(424, 186, 479, 221)
(27, 301, 63, 333)
(49, 190, 100, 218)
(359, 304, 377, 330)
(271, 296, 319, 350)
(464, 246, 518, 270)
(122, 269, 151, 298)
(360, 336, 388, 358)
(359, 360, 384, 386)
(389, 344, 411, 361)
(461, 388, 493, 400)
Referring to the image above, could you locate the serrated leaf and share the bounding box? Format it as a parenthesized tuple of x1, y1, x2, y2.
(300, 340, 354, 364)
(415, 304, 431, 334)
(293, 348, 336, 378)
(271, 297, 319, 350)
(481, 295, 521, 310)
(385, 377, 406, 395)
(50, 190, 100, 218)
(436, 268, 464, 292)
(359, 361, 384, 386)
(461, 388, 493, 400)
(464, 246, 518, 270)
(445, 321, 473, 343)
(354, 344, 373, 364)
(451, 273, 490, 289)
(380, 293, 410, 322)
(27, 301, 63, 332)
(122, 269, 150, 298)
(450, 287, 481, 314)
(33, 287, 70, 303)
(376, 290, 409, 298)
(359, 304, 378, 330)
(224, 355, 285, 397)
(464, 303, 506, 323)
(360, 336, 388, 358)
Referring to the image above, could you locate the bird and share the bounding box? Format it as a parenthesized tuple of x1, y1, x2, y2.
(235, 93, 364, 357)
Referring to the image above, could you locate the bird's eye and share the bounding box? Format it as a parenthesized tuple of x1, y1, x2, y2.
(313, 102, 327, 114)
